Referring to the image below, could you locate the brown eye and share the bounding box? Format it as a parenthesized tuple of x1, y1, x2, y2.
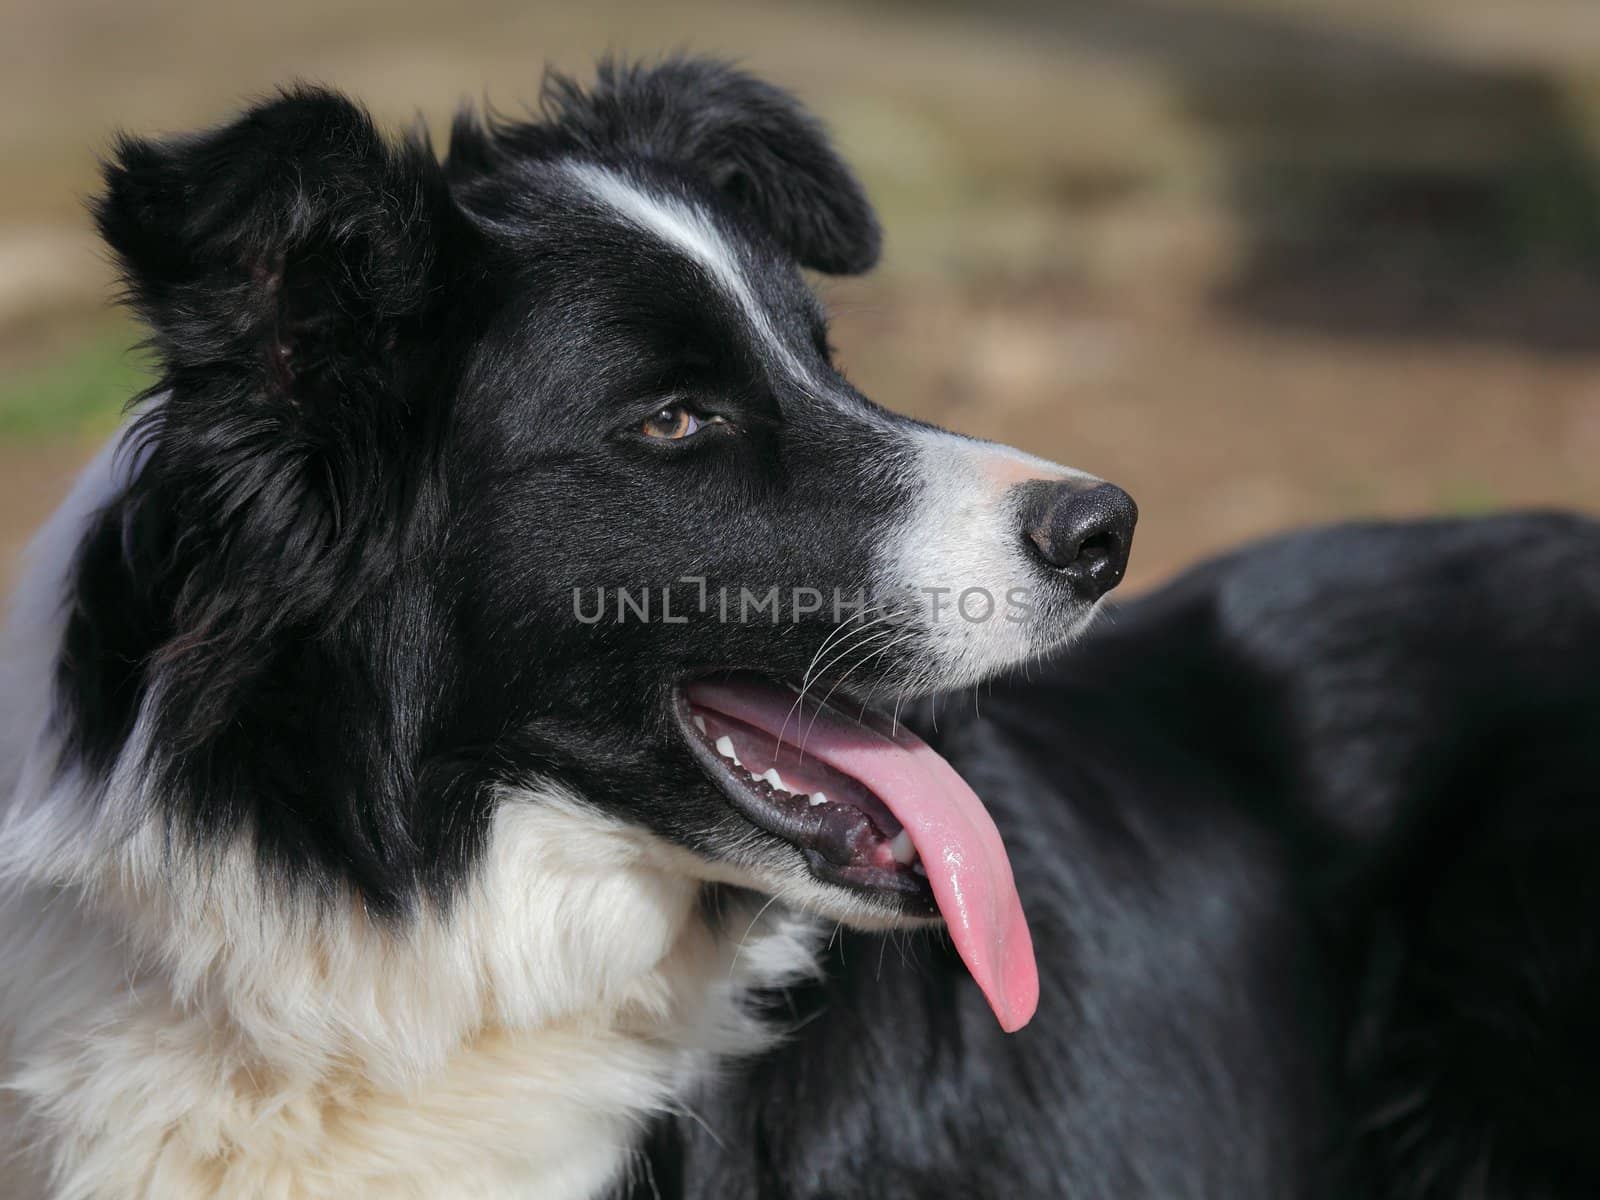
(641, 404, 697, 440)
(641, 404, 715, 440)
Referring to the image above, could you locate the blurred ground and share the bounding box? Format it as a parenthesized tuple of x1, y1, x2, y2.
(4, 0, 1600, 593)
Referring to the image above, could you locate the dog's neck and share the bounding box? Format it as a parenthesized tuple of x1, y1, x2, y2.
(0, 428, 819, 1199)
(0, 788, 818, 1200)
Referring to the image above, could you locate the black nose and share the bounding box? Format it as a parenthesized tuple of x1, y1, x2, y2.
(1022, 482, 1138, 600)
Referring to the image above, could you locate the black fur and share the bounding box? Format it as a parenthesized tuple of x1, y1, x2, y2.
(77, 89, 486, 907)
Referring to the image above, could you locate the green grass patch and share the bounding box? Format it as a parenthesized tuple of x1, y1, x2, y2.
(0, 331, 152, 441)
(1435, 480, 1504, 515)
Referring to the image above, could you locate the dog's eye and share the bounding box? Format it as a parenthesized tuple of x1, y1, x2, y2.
(641, 404, 720, 441)
(643, 405, 697, 439)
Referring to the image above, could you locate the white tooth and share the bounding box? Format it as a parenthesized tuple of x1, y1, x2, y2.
(715, 735, 741, 766)
(809, 792, 828, 807)
(692, 714, 707, 734)
(760, 768, 787, 792)
(889, 829, 916, 865)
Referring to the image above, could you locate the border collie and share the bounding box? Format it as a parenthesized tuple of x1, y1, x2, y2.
(4, 57, 1600, 1200)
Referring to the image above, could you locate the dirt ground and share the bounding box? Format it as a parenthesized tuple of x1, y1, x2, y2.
(4, 0, 1600, 595)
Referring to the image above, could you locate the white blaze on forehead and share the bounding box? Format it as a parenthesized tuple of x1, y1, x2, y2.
(564, 162, 814, 387)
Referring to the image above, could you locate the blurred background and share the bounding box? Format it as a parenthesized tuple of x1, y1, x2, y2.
(4, 0, 1600, 592)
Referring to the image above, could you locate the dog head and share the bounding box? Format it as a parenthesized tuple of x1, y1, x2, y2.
(68, 59, 1134, 1030)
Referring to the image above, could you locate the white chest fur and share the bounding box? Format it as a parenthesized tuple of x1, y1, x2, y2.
(0, 796, 819, 1200)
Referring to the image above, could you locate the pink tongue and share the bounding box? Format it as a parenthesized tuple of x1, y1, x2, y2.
(687, 680, 1038, 1032)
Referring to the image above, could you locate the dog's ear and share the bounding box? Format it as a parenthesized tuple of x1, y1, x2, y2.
(98, 86, 465, 429)
(451, 57, 882, 275)
(92, 88, 474, 743)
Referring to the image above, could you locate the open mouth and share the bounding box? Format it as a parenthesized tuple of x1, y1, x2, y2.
(678, 680, 934, 906)
(676, 672, 1039, 1032)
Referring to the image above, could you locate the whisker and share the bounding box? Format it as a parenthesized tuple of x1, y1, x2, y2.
(797, 626, 912, 753)
(778, 605, 896, 760)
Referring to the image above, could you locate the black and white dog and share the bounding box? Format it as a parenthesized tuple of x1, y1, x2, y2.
(2, 58, 1598, 1199)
